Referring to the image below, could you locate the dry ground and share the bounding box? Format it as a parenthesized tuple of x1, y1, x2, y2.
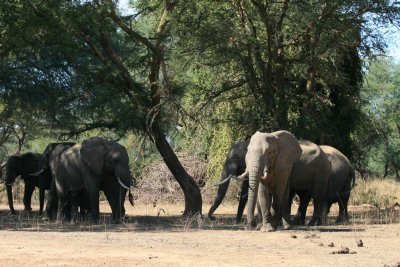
(1, 202, 400, 267)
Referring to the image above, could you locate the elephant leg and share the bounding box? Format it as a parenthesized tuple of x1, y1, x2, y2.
(321, 201, 331, 223)
(23, 183, 35, 212)
(308, 196, 323, 226)
(236, 180, 249, 223)
(273, 178, 292, 230)
(337, 194, 350, 223)
(56, 192, 67, 222)
(296, 194, 311, 225)
(70, 191, 80, 224)
(287, 191, 295, 224)
(39, 187, 45, 215)
(45, 179, 57, 220)
(103, 186, 120, 224)
(6, 185, 16, 215)
(87, 189, 100, 223)
(258, 180, 274, 232)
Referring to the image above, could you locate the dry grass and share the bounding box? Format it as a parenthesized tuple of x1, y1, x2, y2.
(133, 153, 208, 205)
(350, 178, 400, 209)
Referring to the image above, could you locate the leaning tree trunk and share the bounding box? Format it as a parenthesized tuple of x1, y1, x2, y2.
(151, 128, 202, 217)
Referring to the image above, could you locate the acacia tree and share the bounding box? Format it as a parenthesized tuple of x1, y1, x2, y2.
(0, 0, 202, 216)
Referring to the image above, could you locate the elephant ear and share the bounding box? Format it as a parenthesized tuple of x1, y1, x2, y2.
(80, 137, 108, 175)
(272, 130, 302, 172)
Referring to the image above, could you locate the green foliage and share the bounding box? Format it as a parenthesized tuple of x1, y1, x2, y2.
(354, 58, 400, 178)
(0, 0, 399, 186)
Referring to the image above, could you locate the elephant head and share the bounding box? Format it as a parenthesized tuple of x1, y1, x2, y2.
(239, 130, 301, 230)
(80, 137, 134, 190)
(208, 140, 249, 220)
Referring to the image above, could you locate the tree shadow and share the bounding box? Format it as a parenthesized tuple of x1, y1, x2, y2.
(0, 208, 398, 233)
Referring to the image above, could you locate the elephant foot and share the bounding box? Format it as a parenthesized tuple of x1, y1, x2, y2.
(335, 216, 349, 224)
(8, 210, 17, 216)
(282, 220, 292, 230)
(245, 223, 257, 231)
(308, 218, 322, 226)
(207, 214, 216, 221)
(256, 223, 263, 231)
(41, 215, 50, 221)
(291, 216, 304, 226)
(260, 223, 276, 232)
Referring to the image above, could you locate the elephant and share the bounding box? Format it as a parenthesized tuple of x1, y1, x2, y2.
(4, 152, 43, 214)
(51, 137, 134, 223)
(237, 130, 302, 232)
(210, 139, 330, 227)
(28, 142, 79, 221)
(28, 142, 77, 215)
(207, 140, 250, 222)
(320, 145, 355, 223)
(288, 140, 331, 226)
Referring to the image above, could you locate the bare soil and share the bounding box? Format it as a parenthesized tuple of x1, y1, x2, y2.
(1, 202, 399, 267)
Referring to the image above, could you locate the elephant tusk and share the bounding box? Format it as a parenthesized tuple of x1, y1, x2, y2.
(232, 171, 249, 181)
(213, 175, 233, 186)
(128, 190, 135, 206)
(0, 161, 6, 168)
(118, 177, 135, 190)
(29, 169, 45, 177)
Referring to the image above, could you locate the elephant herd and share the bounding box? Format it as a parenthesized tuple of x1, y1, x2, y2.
(0, 130, 355, 231)
(0, 137, 135, 224)
(208, 130, 355, 232)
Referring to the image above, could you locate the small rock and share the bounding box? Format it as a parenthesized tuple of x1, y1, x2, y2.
(291, 234, 297, 239)
(330, 247, 357, 254)
(328, 242, 334, 247)
(357, 239, 363, 247)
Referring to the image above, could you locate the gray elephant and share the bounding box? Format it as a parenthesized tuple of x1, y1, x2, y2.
(208, 141, 249, 222)
(320, 145, 355, 223)
(28, 142, 77, 214)
(288, 140, 331, 226)
(51, 137, 134, 223)
(237, 130, 302, 232)
(4, 152, 43, 214)
(29, 142, 82, 221)
(210, 139, 330, 227)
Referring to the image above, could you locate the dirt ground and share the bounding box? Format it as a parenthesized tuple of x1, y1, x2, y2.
(1, 202, 399, 267)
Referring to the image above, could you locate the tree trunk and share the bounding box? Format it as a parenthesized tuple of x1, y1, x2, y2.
(150, 127, 202, 217)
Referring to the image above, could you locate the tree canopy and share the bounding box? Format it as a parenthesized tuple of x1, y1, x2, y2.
(1, 0, 400, 215)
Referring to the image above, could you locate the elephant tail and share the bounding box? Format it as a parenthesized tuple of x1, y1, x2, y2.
(350, 168, 356, 189)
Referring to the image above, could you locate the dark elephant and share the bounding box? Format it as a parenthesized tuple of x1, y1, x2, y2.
(320, 145, 355, 223)
(208, 140, 249, 222)
(288, 140, 331, 226)
(4, 152, 43, 214)
(52, 137, 134, 223)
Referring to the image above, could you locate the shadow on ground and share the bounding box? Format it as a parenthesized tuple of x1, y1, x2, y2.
(0, 207, 398, 233)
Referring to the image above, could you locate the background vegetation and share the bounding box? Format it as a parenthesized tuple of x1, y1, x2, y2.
(0, 0, 399, 210)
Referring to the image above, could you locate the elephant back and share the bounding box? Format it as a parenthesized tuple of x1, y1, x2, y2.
(319, 145, 352, 172)
(298, 140, 324, 163)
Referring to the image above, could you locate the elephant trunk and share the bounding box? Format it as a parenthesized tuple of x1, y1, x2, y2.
(246, 160, 262, 226)
(208, 167, 232, 219)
